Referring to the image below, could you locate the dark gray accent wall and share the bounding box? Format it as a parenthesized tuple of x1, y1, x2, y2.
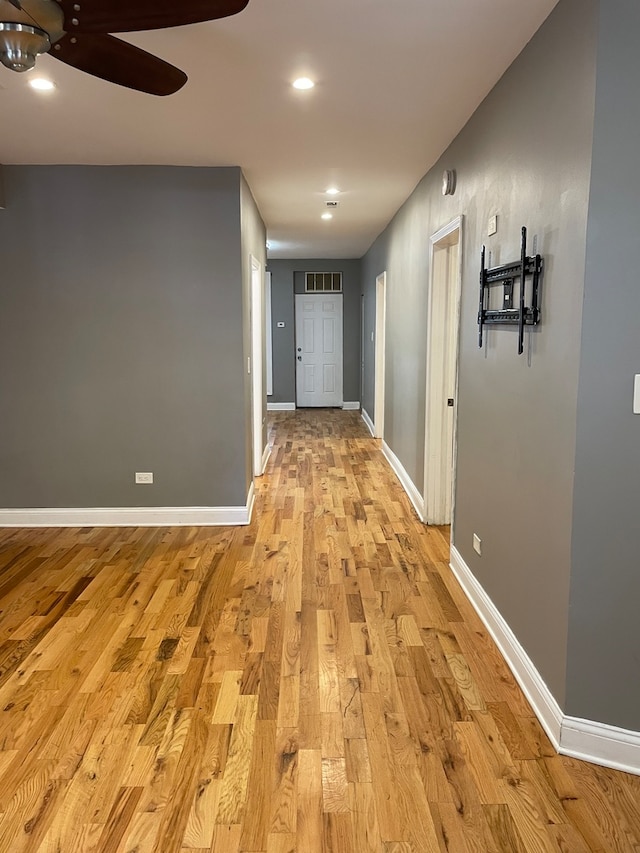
(240, 174, 267, 488)
(567, 0, 640, 731)
(362, 0, 598, 704)
(0, 165, 250, 508)
(267, 259, 362, 405)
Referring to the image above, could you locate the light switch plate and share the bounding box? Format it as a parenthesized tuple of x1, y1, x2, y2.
(488, 215, 497, 236)
(634, 375, 640, 414)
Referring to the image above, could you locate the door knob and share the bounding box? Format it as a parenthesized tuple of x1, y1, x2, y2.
(297, 356, 302, 361)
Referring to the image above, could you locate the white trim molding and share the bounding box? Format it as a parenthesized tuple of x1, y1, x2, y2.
(424, 215, 463, 526)
(267, 402, 295, 411)
(449, 545, 562, 748)
(245, 482, 256, 524)
(342, 401, 360, 411)
(250, 254, 264, 479)
(260, 444, 271, 476)
(374, 272, 387, 440)
(382, 440, 425, 522)
(265, 270, 273, 397)
(361, 408, 375, 437)
(561, 717, 640, 777)
(449, 545, 640, 776)
(0, 486, 256, 528)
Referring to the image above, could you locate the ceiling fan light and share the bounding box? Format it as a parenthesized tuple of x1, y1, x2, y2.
(0, 23, 51, 72)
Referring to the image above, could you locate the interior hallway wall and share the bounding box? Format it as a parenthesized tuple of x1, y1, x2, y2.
(567, 0, 640, 731)
(361, 0, 598, 707)
(0, 165, 252, 509)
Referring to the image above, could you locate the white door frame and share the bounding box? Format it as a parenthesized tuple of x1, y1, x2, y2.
(250, 255, 265, 477)
(360, 294, 365, 410)
(374, 272, 387, 439)
(424, 216, 463, 525)
(265, 270, 273, 397)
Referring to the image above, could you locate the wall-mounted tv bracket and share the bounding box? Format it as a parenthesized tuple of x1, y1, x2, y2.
(478, 226, 543, 355)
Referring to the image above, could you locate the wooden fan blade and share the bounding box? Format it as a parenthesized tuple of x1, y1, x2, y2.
(58, 0, 249, 34)
(50, 33, 187, 95)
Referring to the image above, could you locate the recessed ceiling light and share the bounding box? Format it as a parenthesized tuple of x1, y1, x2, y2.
(29, 78, 55, 91)
(293, 77, 314, 90)
(321, 213, 333, 220)
(326, 187, 340, 195)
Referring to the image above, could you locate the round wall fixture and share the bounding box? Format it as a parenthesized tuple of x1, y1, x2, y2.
(442, 169, 456, 196)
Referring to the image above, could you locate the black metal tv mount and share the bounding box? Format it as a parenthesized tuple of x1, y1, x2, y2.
(478, 226, 543, 355)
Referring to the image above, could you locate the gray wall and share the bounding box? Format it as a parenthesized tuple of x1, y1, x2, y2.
(362, 0, 598, 705)
(267, 258, 362, 405)
(0, 165, 250, 508)
(240, 174, 267, 488)
(567, 0, 640, 731)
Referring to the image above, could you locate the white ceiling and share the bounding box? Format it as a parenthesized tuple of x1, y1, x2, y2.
(0, 0, 558, 258)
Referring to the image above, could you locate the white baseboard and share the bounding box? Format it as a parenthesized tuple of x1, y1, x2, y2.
(361, 408, 375, 437)
(267, 402, 295, 411)
(561, 716, 640, 776)
(449, 546, 562, 748)
(260, 444, 271, 475)
(245, 482, 255, 524)
(381, 440, 425, 522)
(449, 546, 640, 776)
(0, 490, 256, 528)
(342, 401, 360, 411)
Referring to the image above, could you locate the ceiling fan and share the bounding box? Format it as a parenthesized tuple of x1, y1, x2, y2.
(0, 0, 249, 95)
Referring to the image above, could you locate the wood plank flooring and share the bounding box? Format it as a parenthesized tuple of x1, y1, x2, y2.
(0, 409, 638, 852)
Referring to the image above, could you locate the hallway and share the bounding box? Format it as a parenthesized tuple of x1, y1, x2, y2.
(0, 409, 637, 851)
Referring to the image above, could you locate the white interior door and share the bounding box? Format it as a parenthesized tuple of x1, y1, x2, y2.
(295, 293, 343, 407)
(424, 218, 462, 525)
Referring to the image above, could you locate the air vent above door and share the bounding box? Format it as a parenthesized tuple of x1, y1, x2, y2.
(305, 272, 343, 293)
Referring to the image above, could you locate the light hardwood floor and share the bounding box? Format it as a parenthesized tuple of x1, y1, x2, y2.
(0, 409, 638, 852)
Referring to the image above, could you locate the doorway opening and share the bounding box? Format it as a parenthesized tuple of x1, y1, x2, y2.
(424, 217, 462, 525)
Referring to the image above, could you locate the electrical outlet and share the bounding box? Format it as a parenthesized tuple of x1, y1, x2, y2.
(135, 472, 153, 484)
(473, 533, 482, 555)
